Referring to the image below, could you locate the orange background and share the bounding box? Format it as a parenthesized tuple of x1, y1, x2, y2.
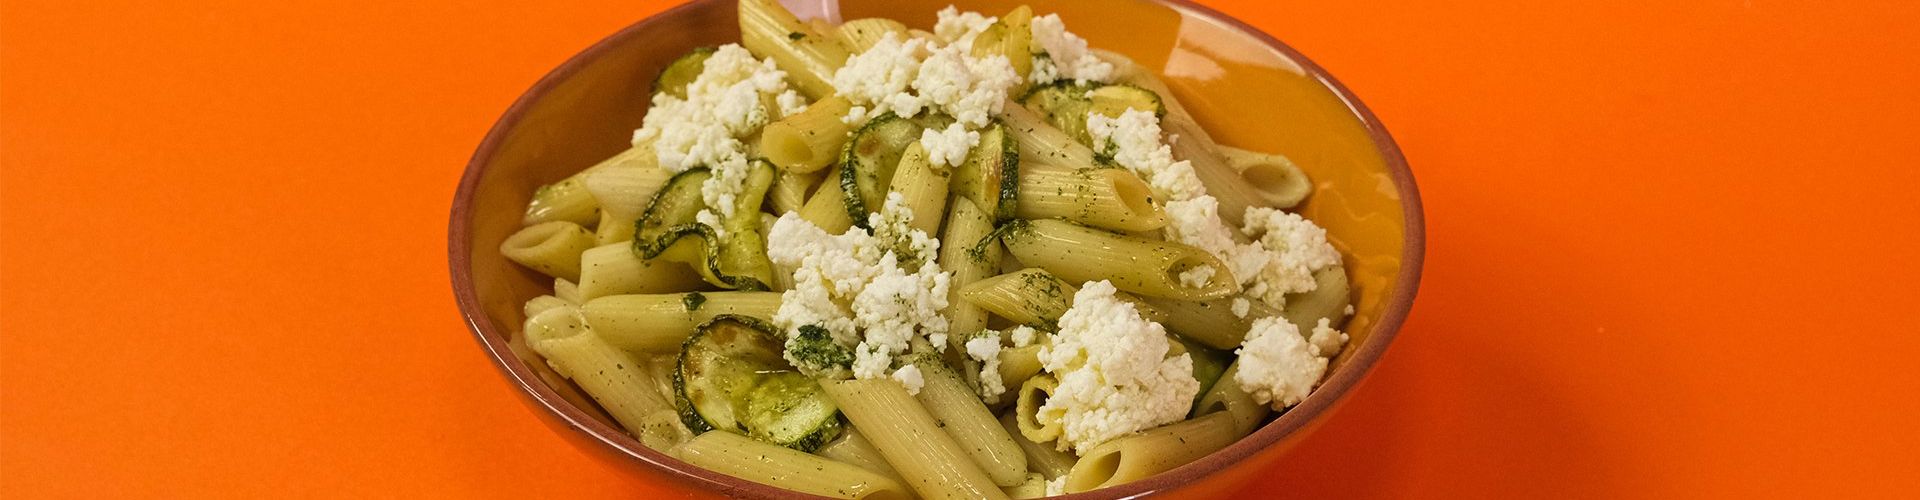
(3, 0, 1918, 497)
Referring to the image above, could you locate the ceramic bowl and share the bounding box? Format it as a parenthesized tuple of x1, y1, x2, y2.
(449, 0, 1423, 497)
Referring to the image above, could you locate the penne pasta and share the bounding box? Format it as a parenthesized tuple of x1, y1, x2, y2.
(675, 431, 911, 500)
(999, 413, 1077, 480)
(1216, 145, 1311, 209)
(507, 325, 616, 428)
(1192, 361, 1273, 436)
(523, 174, 601, 227)
(821, 378, 1010, 500)
(1280, 265, 1353, 333)
(994, 345, 1046, 400)
(771, 170, 825, 215)
(522, 295, 573, 318)
(959, 268, 1072, 327)
(887, 142, 951, 236)
(1145, 296, 1279, 350)
(737, 0, 847, 98)
(500, 220, 596, 282)
(816, 429, 904, 482)
(594, 209, 637, 246)
(911, 359, 1029, 486)
(999, 219, 1236, 301)
(1061, 411, 1242, 493)
(1098, 50, 1278, 225)
(553, 278, 582, 304)
(834, 18, 907, 53)
(762, 96, 855, 173)
(798, 166, 856, 234)
(579, 292, 782, 353)
(582, 143, 673, 223)
(1014, 165, 1167, 232)
(576, 243, 707, 300)
(1013, 374, 1062, 445)
(1003, 473, 1049, 499)
(999, 100, 1095, 168)
(941, 197, 1001, 338)
(523, 306, 682, 450)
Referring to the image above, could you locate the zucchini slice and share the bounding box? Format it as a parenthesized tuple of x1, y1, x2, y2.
(652, 47, 716, 99)
(951, 121, 1021, 221)
(1018, 81, 1098, 146)
(674, 315, 842, 452)
(1019, 82, 1166, 149)
(631, 160, 778, 291)
(839, 112, 954, 228)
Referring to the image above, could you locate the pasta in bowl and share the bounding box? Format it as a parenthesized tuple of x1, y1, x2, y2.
(449, 0, 1423, 498)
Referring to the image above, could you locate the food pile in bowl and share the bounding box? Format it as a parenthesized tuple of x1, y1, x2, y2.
(495, 1, 1360, 497)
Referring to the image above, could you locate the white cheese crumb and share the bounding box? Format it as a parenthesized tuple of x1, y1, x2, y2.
(1345, 304, 1356, 316)
(1308, 317, 1350, 359)
(919, 122, 981, 167)
(933, 6, 997, 52)
(1241, 207, 1341, 306)
(1234, 317, 1328, 409)
(965, 334, 1006, 399)
(832, 33, 929, 120)
(767, 203, 950, 383)
(1036, 280, 1199, 454)
(775, 89, 809, 117)
(694, 209, 726, 239)
(1028, 14, 1113, 84)
(843, 104, 869, 125)
(631, 44, 790, 229)
(1009, 325, 1038, 347)
(1045, 476, 1068, 497)
(1231, 297, 1251, 319)
(890, 364, 925, 395)
(832, 31, 1018, 128)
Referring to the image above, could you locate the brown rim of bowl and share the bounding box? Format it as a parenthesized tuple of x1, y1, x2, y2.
(448, 0, 1424, 498)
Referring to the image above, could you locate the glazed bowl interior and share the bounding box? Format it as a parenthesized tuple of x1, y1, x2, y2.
(450, 0, 1422, 497)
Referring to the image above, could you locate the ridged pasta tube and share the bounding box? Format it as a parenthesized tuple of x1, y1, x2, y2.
(1014, 166, 1166, 232)
(998, 219, 1236, 300)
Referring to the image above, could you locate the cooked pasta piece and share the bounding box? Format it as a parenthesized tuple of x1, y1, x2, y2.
(887, 143, 951, 235)
(1216, 145, 1311, 209)
(1192, 361, 1273, 436)
(816, 429, 904, 482)
(763, 96, 855, 173)
(798, 166, 855, 234)
(821, 379, 1010, 500)
(553, 278, 582, 304)
(1014, 165, 1166, 232)
(771, 170, 824, 215)
(1061, 411, 1242, 493)
(911, 359, 1029, 486)
(675, 431, 911, 500)
(579, 292, 782, 353)
(999, 219, 1236, 300)
(507, 325, 615, 427)
(834, 18, 907, 52)
(999, 413, 1076, 480)
(994, 345, 1046, 399)
(940, 197, 1001, 338)
(522, 295, 573, 317)
(1280, 266, 1353, 332)
(582, 143, 673, 224)
(500, 221, 595, 281)
(523, 306, 681, 449)
(594, 210, 637, 245)
(1013, 374, 1062, 444)
(999, 100, 1094, 168)
(959, 268, 1072, 327)
(1145, 296, 1277, 350)
(1002, 473, 1049, 499)
(576, 243, 706, 300)
(523, 174, 601, 227)
(737, 0, 846, 98)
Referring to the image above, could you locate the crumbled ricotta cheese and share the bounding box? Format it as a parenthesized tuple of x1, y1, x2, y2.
(1045, 476, 1068, 497)
(1087, 109, 1200, 202)
(1028, 14, 1113, 84)
(767, 196, 950, 394)
(1308, 317, 1349, 359)
(965, 334, 1006, 399)
(1240, 207, 1341, 306)
(1035, 280, 1199, 454)
(1009, 325, 1038, 348)
(891, 363, 926, 394)
(831, 31, 1018, 128)
(1345, 304, 1356, 316)
(1231, 297, 1251, 319)
(919, 122, 980, 167)
(631, 44, 792, 231)
(934, 6, 997, 51)
(1234, 317, 1328, 409)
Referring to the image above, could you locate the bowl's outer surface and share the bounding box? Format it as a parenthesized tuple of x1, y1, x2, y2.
(450, 0, 1422, 497)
